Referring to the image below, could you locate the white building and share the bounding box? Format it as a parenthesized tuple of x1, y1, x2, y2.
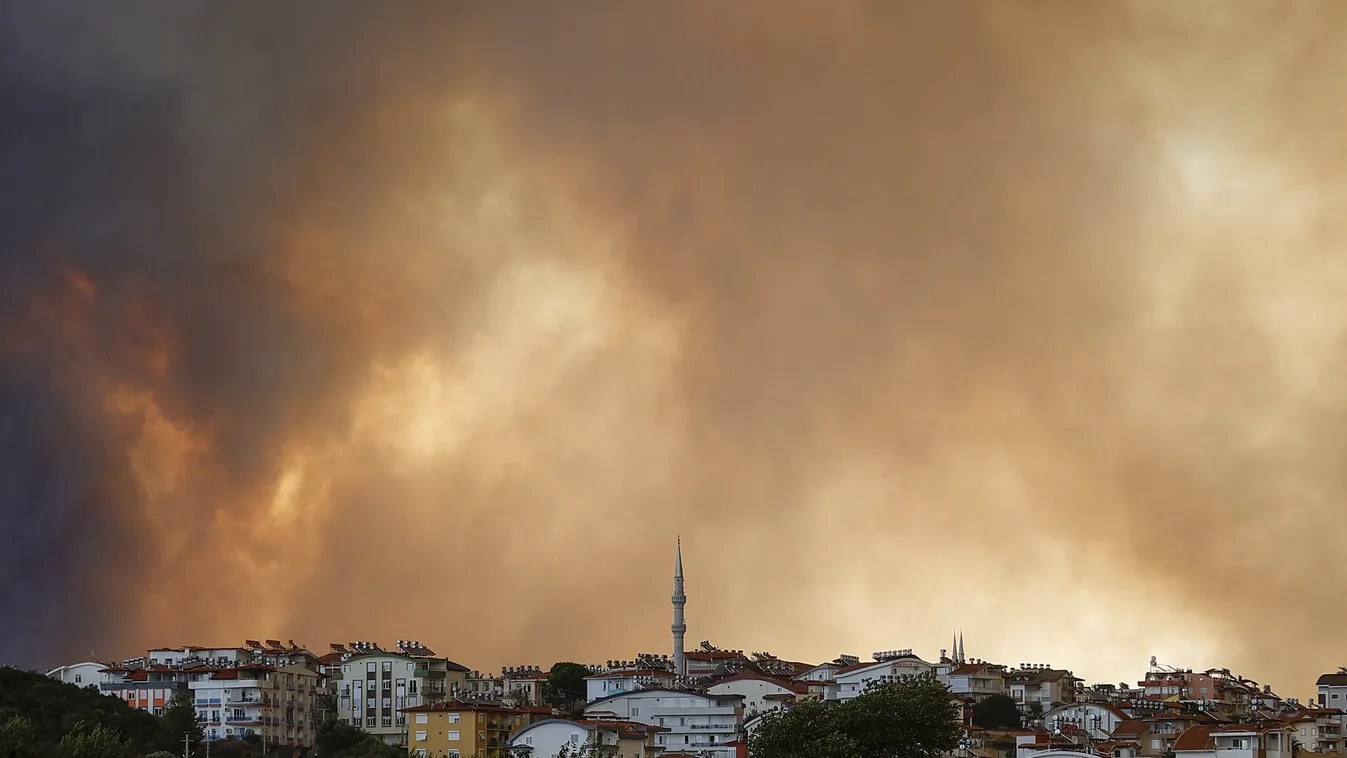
(585, 668, 678, 703)
(942, 661, 1006, 701)
(1172, 724, 1295, 758)
(584, 689, 742, 758)
(794, 661, 844, 684)
(1318, 672, 1347, 708)
(705, 673, 806, 721)
(188, 663, 320, 750)
(1007, 666, 1077, 710)
(1042, 702, 1130, 741)
(147, 647, 250, 667)
(46, 662, 113, 689)
(508, 719, 657, 758)
(332, 649, 470, 745)
(833, 652, 934, 701)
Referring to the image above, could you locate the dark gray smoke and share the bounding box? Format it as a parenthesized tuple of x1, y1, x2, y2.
(3, 2, 1346, 694)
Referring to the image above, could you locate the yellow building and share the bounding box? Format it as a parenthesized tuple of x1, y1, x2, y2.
(405, 700, 534, 758)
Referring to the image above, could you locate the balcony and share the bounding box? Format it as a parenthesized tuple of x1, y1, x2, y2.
(195, 698, 223, 706)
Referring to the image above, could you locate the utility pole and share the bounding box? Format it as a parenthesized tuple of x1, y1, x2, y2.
(182, 733, 192, 758)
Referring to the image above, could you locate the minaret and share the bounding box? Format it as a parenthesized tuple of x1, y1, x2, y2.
(951, 632, 958, 663)
(672, 536, 687, 677)
(957, 631, 965, 664)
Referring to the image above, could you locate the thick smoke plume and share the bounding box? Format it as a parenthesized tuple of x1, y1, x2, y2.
(3, 1, 1346, 692)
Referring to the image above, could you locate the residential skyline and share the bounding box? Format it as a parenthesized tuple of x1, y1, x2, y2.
(6, 2, 1347, 700)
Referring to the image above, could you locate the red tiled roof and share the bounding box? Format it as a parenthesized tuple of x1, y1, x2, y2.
(1112, 720, 1147, 737)
(1173, 726, 1215, 752)
(951, 663, 992, 676)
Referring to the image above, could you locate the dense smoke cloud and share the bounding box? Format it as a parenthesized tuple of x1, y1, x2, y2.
(3, 1, 1345, 693)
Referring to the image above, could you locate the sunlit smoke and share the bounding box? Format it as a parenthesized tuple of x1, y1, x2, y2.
(2, 1, 1346, 697)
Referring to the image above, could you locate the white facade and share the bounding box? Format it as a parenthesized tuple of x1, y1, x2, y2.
(1175, 727, 1294, 758)
(333, 653, 463, 745)
(943, 664, 1006, 700)
(509, 720, 631, 758)
(1042, 703, 1128, 741)
(585, 670, 677, 703)
(148, 647, 249, 667)
(833, 656, 934, 701)
(584, 689, 741, 758)
(794, 663, 841, 683)
(47, 662, 112, 689)
(705, 674, 801, 720)
(189, 664, 319, 749)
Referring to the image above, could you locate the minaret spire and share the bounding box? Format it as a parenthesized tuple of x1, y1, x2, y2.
(672, 536, 687, 677)
(957, 630, 965, 664)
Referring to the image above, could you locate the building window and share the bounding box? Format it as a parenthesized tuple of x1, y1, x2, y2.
(415, 714, 428, 725)
(75, 675, 82, 684)
(414, 751, 427, 758)
(367, 663, 377, 673)
(446, 730, 461, 741)
(408, 663, 415, 671)
(383, 662, 392, 672)
(448, 714, 460, 724)
(366, 717, 376, 728)
(382, 716, 391, 728)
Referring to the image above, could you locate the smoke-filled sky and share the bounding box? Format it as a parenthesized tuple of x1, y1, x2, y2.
(3, 0, 1347, 695)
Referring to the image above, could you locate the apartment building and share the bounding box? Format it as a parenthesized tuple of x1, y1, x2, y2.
(585, 666, 679, 702)
(1009, 666, 1077, 710)
(456, 666, 550, 706)
(188, 663, 321, 749)
(705, 672, 807, 720)
(333, 646, 470, 745)
(404, 700, 533, 758)
(1171, 724, 1296, 758)
(100, 665, 192, 714)
(833, 651, 935, 701)
(46, 661, 113, 689)
(584, 688, 742, 758)
(944, 661, 1007, 701)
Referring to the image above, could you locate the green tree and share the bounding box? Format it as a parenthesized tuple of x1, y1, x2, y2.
(58, 724, 132, 758)
(1027, 702, 1044, 720)
(749, 699, 854, 758)
(0, 716, 38, 758)
(545, 664, 589, 708)
(158, 692, 203, 755)
(0, 668, 162, 754)
(971, 694, 1022, 731)
(751, 679, 961, 758)
(313, 722, 402, 758)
